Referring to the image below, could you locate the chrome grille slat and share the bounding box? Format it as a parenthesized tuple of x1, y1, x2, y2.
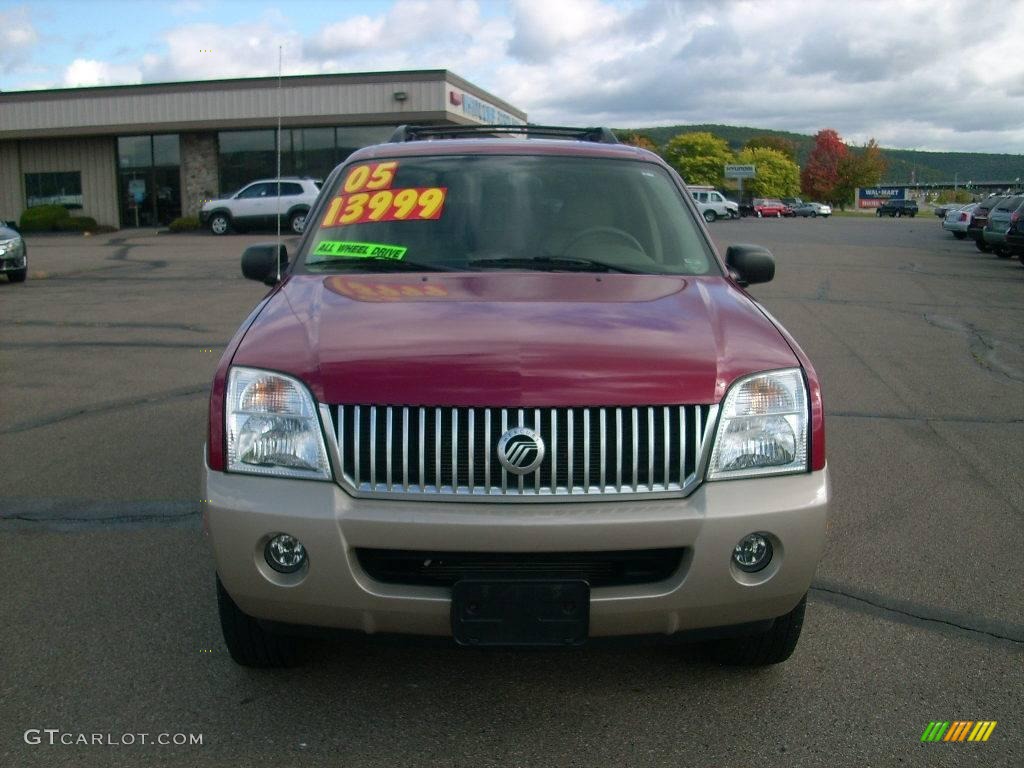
(335, 403, 716, 501)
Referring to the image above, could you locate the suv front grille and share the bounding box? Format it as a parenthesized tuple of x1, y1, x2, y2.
(326, 404, 717, 500)
(356, 548, 686, 587)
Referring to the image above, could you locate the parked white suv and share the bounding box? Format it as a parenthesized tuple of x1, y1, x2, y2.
(200, 178, 322, 235)
(689, 186, 739, 222)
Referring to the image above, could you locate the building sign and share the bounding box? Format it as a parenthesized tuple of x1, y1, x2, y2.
(724, 164, 756, 179)
(448, 89, 524, 126)
(858, 186, 906, 209)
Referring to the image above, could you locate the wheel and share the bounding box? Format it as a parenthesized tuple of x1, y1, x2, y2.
(953, 232, 966, 239)
(209, 213, 231, 235)
(217, 575, 298, 667)
(706, 594, 807, 666)
(895, 210, 902, 218)
(703, 209, 716, 223)
(876, 210, 882, 217)
(563, 226, 646, 255)
(6, 266, 27, 283)
(289, 210, 308, 234)
(975, 239, 991, 253)
(810, 211, 817, 218)
(995, 248, 1011, 259)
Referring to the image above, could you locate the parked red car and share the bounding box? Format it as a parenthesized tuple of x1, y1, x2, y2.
(752, 198, 793, 218)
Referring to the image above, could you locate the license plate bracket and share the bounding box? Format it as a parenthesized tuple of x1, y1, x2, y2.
(451, 579, 590, 647)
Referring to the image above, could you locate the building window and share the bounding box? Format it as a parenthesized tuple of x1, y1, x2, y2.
(217, 126, 397, 195)
(25, 171, 83, 209)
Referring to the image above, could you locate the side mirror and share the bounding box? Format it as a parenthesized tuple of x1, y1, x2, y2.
(725, 244, 775, 286)
(241, 243, 288, 286)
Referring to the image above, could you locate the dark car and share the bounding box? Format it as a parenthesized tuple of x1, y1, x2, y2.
(0, 222, 28, 283)
(1005, 209, 1024, 262)
(204, 124, 830, 669)
(876, 199, 918, 217)
(968, 196, 1008, 252)
(981, 195, 1024, 258)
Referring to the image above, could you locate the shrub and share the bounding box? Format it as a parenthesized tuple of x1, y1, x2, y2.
(168, 216, 201, 232)
(54, 216, 98, 232)
(19, 204, 70, 232)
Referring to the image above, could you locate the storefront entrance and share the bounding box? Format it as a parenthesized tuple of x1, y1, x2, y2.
(117, 135, 181, 227)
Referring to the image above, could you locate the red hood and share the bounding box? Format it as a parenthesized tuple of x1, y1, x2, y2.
(231, 272, 799, 406)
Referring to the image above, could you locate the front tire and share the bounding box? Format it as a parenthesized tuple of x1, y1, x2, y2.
(6, 266, 27, 283)
(217, 575, 298, 667)
(209, 213, 231, 236)
(289, 210, 308, 234)
(975, 239, 991, 253)
(995, 247, 1011, 259)
(953, 231, 966, 239)
(707, 594, 807, 666)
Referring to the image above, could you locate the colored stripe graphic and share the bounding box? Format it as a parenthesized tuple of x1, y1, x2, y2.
(921, 721, 996, 742)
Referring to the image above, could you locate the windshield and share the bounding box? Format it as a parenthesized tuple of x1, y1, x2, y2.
(301, 155, 718, 275)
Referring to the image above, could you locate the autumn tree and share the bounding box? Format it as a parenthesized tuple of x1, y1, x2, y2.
(801, 128, 848, 204)
(832, 139, 888, 209)
(662, 131, 734, 186)
(736, 147, 801, 198)
(617, 131, 658, 152)
(744, 135, 797, 162)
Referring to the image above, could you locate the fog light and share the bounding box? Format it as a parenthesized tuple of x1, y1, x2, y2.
(265, 533, 307, 573)
(732, 533, 772, 573)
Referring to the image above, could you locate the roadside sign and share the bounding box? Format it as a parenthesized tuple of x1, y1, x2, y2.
(725, 164, 756, 179)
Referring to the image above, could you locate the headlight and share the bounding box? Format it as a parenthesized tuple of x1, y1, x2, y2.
(226, 367, 331, 480)
(0, 238, 24, 257)
(707, 368, 808, 481)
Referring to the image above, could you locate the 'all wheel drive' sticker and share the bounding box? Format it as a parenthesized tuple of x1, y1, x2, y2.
(321, 187, 447, 227)
(312, 240, 407, 260)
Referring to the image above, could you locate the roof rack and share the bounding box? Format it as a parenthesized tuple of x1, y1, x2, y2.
(388, 124, 620, 145)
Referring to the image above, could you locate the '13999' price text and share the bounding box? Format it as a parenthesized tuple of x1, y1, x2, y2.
(321, 187, 447, 227)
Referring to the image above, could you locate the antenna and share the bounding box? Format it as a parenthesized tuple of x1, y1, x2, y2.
(275, 44, 283, 282)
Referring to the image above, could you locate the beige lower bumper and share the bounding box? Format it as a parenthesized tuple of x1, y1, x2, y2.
(204, 460, 830, 638)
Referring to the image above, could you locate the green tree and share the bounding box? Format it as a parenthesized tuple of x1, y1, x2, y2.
(616, 131, 658, 152)
(801, 128, 847, 203)
(744, 135, 797, 162)
(662, 131, 734, 186)
(736, 147, 801, 198)
(833, 139, 887, 208)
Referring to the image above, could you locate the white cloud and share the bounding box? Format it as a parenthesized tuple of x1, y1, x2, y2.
(0, 6, 38, 74)
(63, 59, 142, 87)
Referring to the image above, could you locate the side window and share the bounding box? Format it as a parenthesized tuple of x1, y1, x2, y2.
(236, 184, 264, 199)
(711, 193, 724, 203)
(279, 183, 304, 196)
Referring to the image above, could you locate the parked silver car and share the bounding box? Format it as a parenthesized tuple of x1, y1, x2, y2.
(0, 222, 27, 283)
(942, 203, 978, 239)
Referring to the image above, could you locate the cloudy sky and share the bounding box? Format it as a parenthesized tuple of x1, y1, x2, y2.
(2, 0, 1023, 153)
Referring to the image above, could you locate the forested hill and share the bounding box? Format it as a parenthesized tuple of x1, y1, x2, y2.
(621, 124, 1024, 185)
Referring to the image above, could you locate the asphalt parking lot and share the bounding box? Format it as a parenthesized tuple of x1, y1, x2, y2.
(1, 217, 1021, 767)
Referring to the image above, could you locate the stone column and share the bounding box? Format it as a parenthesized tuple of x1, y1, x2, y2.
(179, 132, 219, 218)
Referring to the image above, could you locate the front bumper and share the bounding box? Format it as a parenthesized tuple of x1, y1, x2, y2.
(204, 461, 830, 638)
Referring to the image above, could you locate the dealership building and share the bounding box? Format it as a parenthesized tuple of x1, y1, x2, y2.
(0, 70, 526, 228)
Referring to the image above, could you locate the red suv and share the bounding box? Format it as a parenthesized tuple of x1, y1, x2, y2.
(204, 125, 830, 668)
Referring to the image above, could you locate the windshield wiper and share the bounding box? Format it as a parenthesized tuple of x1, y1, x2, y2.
(305, 257, 455, 272)
(466, 256, 647, 274)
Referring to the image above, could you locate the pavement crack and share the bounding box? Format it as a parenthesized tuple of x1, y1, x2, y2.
(0, 384, 209, 435)
(811, 579, 1024, 646)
